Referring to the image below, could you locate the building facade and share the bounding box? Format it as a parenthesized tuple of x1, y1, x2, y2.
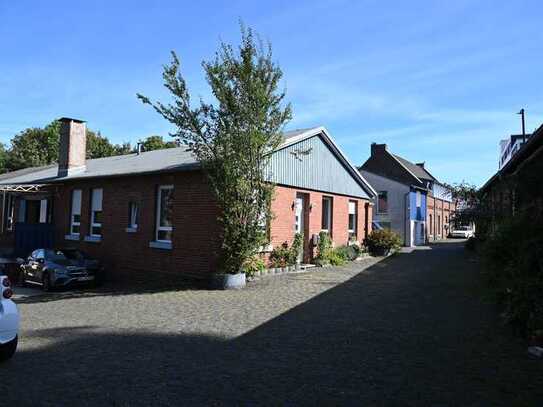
(359, 143, 455, 246)
(0, 120, 375, 282)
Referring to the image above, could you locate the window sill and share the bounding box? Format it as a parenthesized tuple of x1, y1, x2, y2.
(125, 227, 138, 233)
(65, 234, 80, 241)
(149, 241, 172, 250)
(84, 235, 102, 243)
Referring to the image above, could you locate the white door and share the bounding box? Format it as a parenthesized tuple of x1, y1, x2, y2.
(295, 197, 304, 234)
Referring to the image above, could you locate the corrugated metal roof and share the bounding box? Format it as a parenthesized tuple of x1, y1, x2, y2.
(0, 147, 199, 185)
(0, 130, 321, 185)
(0, 126, 376, 199)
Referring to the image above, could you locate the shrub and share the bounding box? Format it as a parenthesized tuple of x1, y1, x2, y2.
(333, 244, 360, 262)
(480, 214, 543, 337)
(242, 256, 265, 278)
(291, 233, 304, 264)
(364, 229, 402, 256)
(315, 231, 333, 266)
(269, 233, 304, 268)
(464, 236, 478, 251)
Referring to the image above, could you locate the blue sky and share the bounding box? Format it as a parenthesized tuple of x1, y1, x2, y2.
(1, 0, 541, 186)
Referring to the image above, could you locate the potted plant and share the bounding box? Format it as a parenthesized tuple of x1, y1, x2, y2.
(364, 229, 402, 256)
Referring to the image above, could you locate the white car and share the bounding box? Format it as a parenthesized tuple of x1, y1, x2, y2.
(450, 226, 474, 239)
(0, 275, 19, 361)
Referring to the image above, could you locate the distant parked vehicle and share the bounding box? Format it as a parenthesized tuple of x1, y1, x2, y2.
(450, 226, 474, 239)
(0, 274, 19, 362)
(19, 248, 103, 291)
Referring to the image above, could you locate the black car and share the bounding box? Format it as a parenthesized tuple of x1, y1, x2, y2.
(19, 248, 103, 291)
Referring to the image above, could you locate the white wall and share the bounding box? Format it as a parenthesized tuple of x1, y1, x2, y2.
(360, 170, 411, 245)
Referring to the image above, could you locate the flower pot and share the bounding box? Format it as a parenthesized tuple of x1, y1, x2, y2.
(211, 272, 246, 290)
(370, 247, 391, 257)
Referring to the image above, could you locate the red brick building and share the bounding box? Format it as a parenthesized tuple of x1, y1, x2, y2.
(0, 120, 376, 282)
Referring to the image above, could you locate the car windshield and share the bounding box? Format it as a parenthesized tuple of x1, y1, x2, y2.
(46, 249, 85, 261)
(457, 226, 470, 231)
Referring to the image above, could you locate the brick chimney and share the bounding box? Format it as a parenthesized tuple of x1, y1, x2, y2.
(58, 117, 87, 177)
(370, 142, 387, 156)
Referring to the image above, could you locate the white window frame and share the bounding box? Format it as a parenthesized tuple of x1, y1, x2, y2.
(416, 191, 421, 208)
(321, 196, 333, 233)
(5, 194, 14, 232)
(129, 201, 139, 230)
(348, 200, 357, 238)
(70, 189, 82, 236)
(156, 185, 174, 243)
(90, 188, 103, 237)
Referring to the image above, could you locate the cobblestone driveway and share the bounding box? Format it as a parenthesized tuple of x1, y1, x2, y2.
(2, 241, 542, 406)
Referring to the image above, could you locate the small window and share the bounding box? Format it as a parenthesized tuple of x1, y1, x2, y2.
(70, 190, 82, 235)
(90, 188, 103, 237)
(156, 185, 174, 242)
(380, 221, 392, 230)
(3, 194, 14, 232)
(321, 196, 333, 232)
(348, 201, 357, 239)
(128, 202, 139, 229)
(378, 191, 388, 213)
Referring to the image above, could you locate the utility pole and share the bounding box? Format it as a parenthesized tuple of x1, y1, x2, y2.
(518, 108, 526, 142)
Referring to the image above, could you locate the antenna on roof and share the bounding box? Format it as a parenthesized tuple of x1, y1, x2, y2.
(517, 108, 526, 142)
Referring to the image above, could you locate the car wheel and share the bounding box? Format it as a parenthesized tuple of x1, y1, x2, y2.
(42, 273, 52, 292)
(0, 336, 18, 362)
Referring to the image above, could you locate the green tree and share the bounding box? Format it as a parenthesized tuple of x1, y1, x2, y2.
(140, 135, 177, 152)
(6, 121, 60, 170)
(5, 121, 131, 171)
(0, 143, 10, 173)
(138, 26, 292, 274)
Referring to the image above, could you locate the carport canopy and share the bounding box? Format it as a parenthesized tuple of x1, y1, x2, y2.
(0, 184, 51, 193)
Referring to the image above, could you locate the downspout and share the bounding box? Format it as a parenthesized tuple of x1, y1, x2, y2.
(404, 192, 409, 246)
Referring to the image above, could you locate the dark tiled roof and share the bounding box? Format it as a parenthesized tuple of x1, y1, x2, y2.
(392, 154, 436, 182)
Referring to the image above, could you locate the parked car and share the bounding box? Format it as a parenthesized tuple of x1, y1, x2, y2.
(450, 226, 475, 239)
(19, 248, 103, 291)
(0, 274, 19, 362)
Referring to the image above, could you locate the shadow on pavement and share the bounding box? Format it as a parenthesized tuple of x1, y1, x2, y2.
(2, 242, 542, 406)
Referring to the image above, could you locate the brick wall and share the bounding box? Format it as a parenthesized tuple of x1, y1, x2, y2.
(426, 194, 456, 241)
(0, 173, 374, 280)
(52, 171, 221, 282)
(270, 185, 372, 262)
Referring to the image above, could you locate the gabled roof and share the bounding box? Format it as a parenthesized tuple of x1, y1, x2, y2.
(392, 154, 436, 182)
(0, 126, 376, 198)
(272, 126, 377, 198)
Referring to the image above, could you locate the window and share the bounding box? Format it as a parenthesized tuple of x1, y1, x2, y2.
(377, 191, 388, 213)
(321, 196, 332, 232)
(416, 191, 421, 208)
(90, 188, 103, 237)
(156, 185, 174, 242)
(3, 194, 14, 232)
(128, 202, 139, 229)
(70, 189, 82, 235)
(348, 200, 357, 239)
(429, 214, 433, 236)
(380, 222, 392, 230)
